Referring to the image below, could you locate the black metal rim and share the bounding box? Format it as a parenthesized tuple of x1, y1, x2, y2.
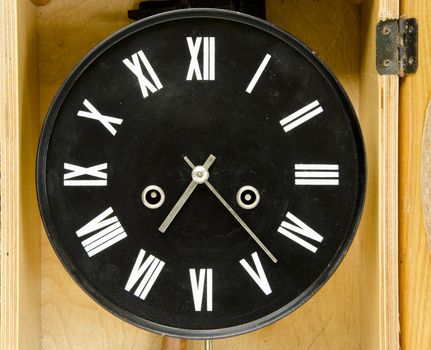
(36, 8, 367, 340)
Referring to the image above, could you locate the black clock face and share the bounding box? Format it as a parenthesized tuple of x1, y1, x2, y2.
(37, 9, 366, 339)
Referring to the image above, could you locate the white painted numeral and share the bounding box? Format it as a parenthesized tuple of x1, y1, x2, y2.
(125, 249, 165, 300)
(246, 54, 271, 93)
(63, 163, 107, 186)
(239, 252, 272, 295)
(186, 37, 215, 81)
(280, 100, 324, 133)
(277, 212, 323, 253)
(295, 164, 340, 186)
(189, 269, 213, 311)
(77, 100, 123, 136)
(123, 50, 163, 99)
(76, 207, 127, 257)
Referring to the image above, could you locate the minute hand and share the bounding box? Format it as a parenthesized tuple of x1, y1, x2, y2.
(184, 157, 277, 263)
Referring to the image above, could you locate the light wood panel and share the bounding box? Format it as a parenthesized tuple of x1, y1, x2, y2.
(0, 0, 41, 349)
(400, 0, 431, 348)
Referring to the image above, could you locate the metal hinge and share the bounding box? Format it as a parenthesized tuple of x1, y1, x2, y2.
(376, 17, 418, 77)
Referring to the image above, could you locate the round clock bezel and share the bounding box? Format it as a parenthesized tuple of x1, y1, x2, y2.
(36, 8, 366, 340)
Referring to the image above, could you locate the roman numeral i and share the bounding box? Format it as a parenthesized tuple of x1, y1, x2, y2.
(123, 50, 163, 99)
(190, 268, 213, 311)
(186, 37, 215, 81)
(277, 212, 323, 253)
(125, 249, 165, 301)
(76, 207, 127, 257)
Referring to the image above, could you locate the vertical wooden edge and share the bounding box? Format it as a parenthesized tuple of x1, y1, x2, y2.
(1, 0, 41, 349)
(0, 0, 20, 348)
(379, 74, 400, 350)
(359, 0, 399, 349)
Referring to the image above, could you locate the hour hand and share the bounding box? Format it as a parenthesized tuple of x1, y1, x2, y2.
(158, 155, 216, 233)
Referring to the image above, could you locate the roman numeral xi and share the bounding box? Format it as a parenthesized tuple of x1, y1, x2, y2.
(76, 207, 127, 257)
(123, 50, 163, 99)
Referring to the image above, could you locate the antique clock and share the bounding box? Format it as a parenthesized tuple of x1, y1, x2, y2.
(36, 9, 366, 339)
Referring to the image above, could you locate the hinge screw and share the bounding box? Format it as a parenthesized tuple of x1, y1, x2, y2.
(382, 26, 391, 35)
(408, 57, 415, 65)
(383, 59, 392, 68)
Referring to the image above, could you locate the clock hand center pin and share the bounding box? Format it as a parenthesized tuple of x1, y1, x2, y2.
(158, 154, 216, 233)
(184, 156, 278, 264)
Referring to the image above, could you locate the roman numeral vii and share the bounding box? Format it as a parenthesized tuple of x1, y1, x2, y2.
(125, 249, 165, 301)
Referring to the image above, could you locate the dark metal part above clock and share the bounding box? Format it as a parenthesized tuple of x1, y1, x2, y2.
(36, 9, 366, 339)
(128, 0, 266, 20)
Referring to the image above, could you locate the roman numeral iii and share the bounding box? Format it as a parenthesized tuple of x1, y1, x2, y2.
(123, 50, 163, 99)
(189, 268, 213, 311)
(295, 164, 340, 186)
(280, 100, 323, 133)
(125, 249, 165, 301)
(76, 207, 127, 257)
(63, 163, 107, 186)
(277, 212, 323, 253)
(240, 252, 272, 295)
(186, 37, 215, 81)
(77, 99, 123, 136)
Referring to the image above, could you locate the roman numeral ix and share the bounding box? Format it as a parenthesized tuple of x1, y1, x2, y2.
(280, 100, 324, 133)
(63, 163, 107, 186)
(240, 252, 272, 295)
(76, 207, 127, 257)
(125, 249, 165, 301)
(295, 164, 340, 186)
(186, 37, 215, 81)
(277, 212, 323, 253)
(123, 50, 163, 99)
(190, 268, 213, 311)
(77, 99, 123, 136)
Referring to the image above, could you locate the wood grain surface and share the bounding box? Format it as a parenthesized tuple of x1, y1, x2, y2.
(421, 100, 431, 251)
(0, 0, 400, 349)
(0, 0, 41, 349)
(399, 0, 431, 348)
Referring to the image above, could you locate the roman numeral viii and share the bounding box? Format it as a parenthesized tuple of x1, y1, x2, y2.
(76, 207, 127, 257)
(280, 100, 323, 133)
(240, 252, 272, 295)
(125, 249, 165, 301)
(63, 163, 107, 186)
(123, 50, 163, 99)
(77, 100, 123, 136)
(186, 37, 215, 81)
(277, 212, 323, 253)
(189, 269, 213, 311)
